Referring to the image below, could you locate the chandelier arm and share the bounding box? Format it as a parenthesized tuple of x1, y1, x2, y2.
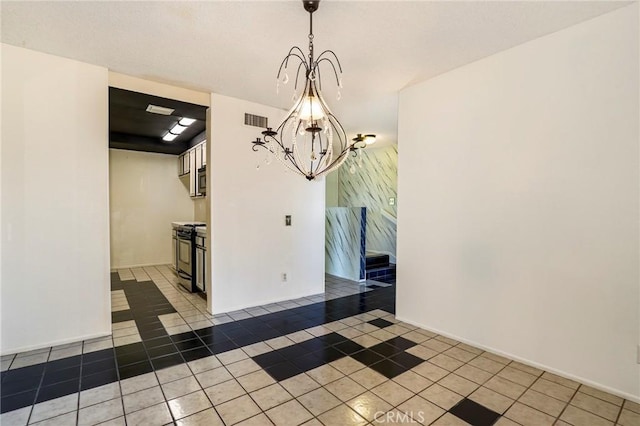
(315, 50, 343, 73)
(294, 61, 306, 92)
(316, 57, 342, 87)
(276, 48, 308, 79)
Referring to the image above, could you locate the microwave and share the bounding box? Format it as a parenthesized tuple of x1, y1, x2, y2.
(197, 166, 206, 195)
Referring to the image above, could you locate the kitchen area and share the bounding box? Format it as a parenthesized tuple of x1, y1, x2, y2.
(109, 84, 211, 303)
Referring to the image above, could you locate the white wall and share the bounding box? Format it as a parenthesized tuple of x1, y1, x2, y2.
(109, 149, 194, 268)
(1, 44, 111, 353)
(325, 170, 339, 207)
(398, 4, 639, 400)
(208, 94, 325, 314)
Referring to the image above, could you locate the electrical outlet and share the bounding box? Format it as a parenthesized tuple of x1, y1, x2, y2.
(282, 273, 287, 282)
(285, 215, 292, 226)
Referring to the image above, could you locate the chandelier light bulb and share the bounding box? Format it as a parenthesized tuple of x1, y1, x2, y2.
(298, 93, 325, 121)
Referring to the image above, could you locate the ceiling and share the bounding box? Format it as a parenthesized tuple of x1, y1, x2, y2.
(109, 88, 207, 155)
(1, 1, 630, 147)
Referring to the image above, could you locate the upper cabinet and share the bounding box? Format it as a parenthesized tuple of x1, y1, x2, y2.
(178, 140, 206, 198)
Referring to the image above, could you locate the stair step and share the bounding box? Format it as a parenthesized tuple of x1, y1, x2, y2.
(366, 263, 396, 280)
(366, 254, 390, 268)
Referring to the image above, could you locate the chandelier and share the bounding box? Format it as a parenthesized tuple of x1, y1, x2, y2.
(251, 0, 363, 181)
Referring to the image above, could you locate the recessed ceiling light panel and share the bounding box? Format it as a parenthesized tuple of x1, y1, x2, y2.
(170, 124, 187, 134)
(163, 132, 178, 142)
(179, 117, 196, 126)
(146, 104, 175, 115)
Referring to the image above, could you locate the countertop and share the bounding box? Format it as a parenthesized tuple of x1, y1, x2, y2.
(196, 226, 207, 236)
(171, 221, 206, 228)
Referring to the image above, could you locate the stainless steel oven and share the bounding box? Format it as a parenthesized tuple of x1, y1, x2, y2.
(197, 167, 206, 195)
(174, 222, 205, 292)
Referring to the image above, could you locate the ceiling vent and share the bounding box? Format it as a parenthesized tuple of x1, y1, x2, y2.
(146, 104, 175, 115)
(244, 113, 268, 128)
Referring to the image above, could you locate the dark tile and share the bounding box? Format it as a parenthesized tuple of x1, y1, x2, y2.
(139, 328, 168, 340)
(116, 350, 150, 368)
(147, 344, 178, 359)
(42, 365, 81, 386)
(0, 389, 37, 414)
(368, 318, 394, 328)
(277, 345, 312, 360)
(3, 364, 45, 379)
(318, 333, 348, 345)
(389, 352, 424, 370)
(334, 340, 366, 355)
(384, 336, 416, 350)
(174, 339, 204, 352)
(171, 331, 198, 343)
(118, 361, 153, 380)
(46, 355, 82, 371)
(350, 349, 385, 366)
(231, 334, 261, 347)
(298, 338, 328, 353)
(449, 398, 501, 426)
(253, 351, 286, 368)
(265, 362, 302, 382)
(369, 342, 403, 358)
(36, 378, 79, 403)
(113, 343, 145, 357)
(208, 340, 238, 355)
(112, 310, 133, 323)
(313, 346, 345, 363)
(369, 359, 409, 379)
(199, 334, 230, 346)
(151, 353, 184, 370)
(82, 358, 117, 376)
(180, 347, 213, 362)
(143, 336, 173, 349)
(80, 369, 119, 391)
(1, 374, 42, 395)
(83, 349, 116, 364)
(291, 353, 325, 371)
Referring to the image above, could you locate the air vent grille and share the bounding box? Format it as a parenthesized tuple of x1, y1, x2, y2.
(244, 113, 268, 128)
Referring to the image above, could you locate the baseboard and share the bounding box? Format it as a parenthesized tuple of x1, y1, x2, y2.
(1, 331, 112, 357)
(395, 315, 640, 404)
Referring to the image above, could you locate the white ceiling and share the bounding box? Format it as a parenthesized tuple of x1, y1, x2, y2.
(1, 1, 630, 146)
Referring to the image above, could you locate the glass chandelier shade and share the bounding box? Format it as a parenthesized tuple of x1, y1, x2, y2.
(251, 0, 362, 181)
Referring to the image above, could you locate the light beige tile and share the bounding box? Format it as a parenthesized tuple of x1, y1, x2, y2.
(317, 404, 367, 426)
(401, 330, 431, 344)
(438, 373, 479, 396)
(419, 383, 464, 410)
(48, 346, 82, 361)
(434, 335, 459, 345)
(11, 353, 49, 368)
(187, 355, 222, 374)
(454, 364, 493, 385)
(236, 413, 274, 426)
(497, 366, 537, 387)
(242, 342, 272, 357)
(195, 366, 233, 388)
(113, 334, 141, 347)
(393, 370, 433, 393)
(431, 412, 472, 426)
(351, 334, 383, 348)
(31, 411, 77, 425)
(371, 380, 414, 406)
(122, 386, 164, 414)
(120, 372, 159, 396)
(80, 383, 121, 408)
(175, 408, 224, 426)
(484, 375, 526, 400)
(530, 378, 575, 402)
(297, 387, 341, 416)
(83, 339, 113, 354)
(287, 331, 315, 343)
(125, 402, 172, 426)
(570, 392, 620, 421)
(330, 357, 366, 375)
(326, 377, 367, 402)
(307, 365, 344, 385)
(518, 389, 566, 416)
(250, 383, 293, 411)
(167, 390, 212, 420)
(216, 348, 248, 365)
(266, 399, 313, 426)
(349, 368, 387, 389)
(226, 358, 261, 378)
(156, 364, 192, 384)
(624, 400, 640, 414)
(508, 361, 543, 377)
(266, 336, 295, 350)
(396, 395, 446, 425)
(78, 398, 124, 426)
(429, 354, 464, 372)
(493, 417, 521, 426)
(204, 378, 246, 405)
(337, 328, 365, 339)
(0, 406, 31, 426)
(237, 370, 276, 392)
(347, 392, 393, 422)
(560, 405, 614, 426)
(443, 347, 477, 363)
(504, 402, 555, 426)
(540, 371, 580, 389)
(578, 385, 624, 406)
(421, 339, 453, 353)
(30, 393, 78, 423)
(619, 408, 640, 426)
(412, 362, 449, 382)
(281, 373, 321, 397)
(482, 352, 511, 365)
(406, 345, 438, 360)
(161, 376, 201, 400)
(468, 356, 505, 374)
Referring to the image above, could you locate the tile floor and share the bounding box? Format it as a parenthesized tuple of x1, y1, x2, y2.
(0, 266, 638, 425)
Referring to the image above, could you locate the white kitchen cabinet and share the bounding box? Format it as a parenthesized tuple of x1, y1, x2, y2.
(195, 234, 206, 292)
(177, 140, 206, 198)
